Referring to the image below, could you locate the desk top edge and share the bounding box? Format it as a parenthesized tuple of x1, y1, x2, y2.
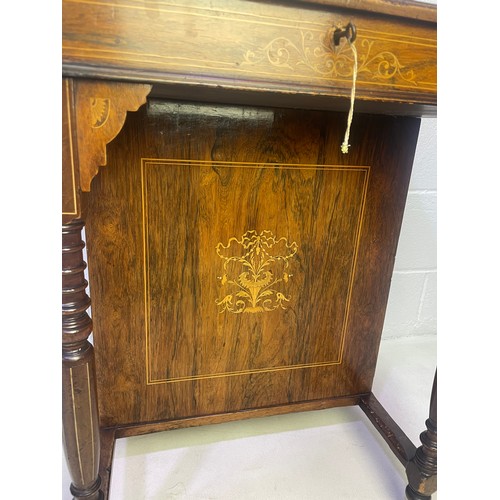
(287, 0, 437, 23)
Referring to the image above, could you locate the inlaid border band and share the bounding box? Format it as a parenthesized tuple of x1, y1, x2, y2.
(63, 79, 78, 216)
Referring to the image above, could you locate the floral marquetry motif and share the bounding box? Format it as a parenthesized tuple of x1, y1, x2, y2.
(242, 31, 421, 88)
(216, 230, 298, 314)
(357, 39, 417, 86)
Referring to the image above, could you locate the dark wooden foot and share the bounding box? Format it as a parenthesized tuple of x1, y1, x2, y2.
(405, 485, 432, 500)
(62, 219, 103, 500)
(405, 371, 437, 499)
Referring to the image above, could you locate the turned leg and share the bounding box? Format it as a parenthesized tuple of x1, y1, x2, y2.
(62, 219, 103, 500)
(405, 371, 437, 500)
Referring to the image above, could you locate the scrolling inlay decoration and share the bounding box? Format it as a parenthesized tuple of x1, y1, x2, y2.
(243, 32, 418, 86)
(216, 230, 298, 314)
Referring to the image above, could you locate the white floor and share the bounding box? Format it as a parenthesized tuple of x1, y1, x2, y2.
(62, 335, 437, 500)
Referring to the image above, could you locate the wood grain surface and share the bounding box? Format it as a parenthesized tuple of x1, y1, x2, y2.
(62, 0, 436, 112)
(83, 100, 420, 427)
(73, 80, 152, 192)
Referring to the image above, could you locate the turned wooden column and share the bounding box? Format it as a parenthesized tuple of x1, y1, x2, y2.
(405, 371, 437, 500)
(62, 219, 102, 500)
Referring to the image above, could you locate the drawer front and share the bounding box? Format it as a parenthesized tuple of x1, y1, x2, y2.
(62, 0, 436, 110)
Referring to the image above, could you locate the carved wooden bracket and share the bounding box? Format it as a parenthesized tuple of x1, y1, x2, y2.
(74, 80, 152, 192)
(62, 79, 151, 221)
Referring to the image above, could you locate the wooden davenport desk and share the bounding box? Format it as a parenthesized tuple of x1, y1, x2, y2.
(62, 1, 437, 498)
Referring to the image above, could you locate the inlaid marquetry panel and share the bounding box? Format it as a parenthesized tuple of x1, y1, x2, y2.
(141, 159, 369, 385)
(84, 101, 420, 427)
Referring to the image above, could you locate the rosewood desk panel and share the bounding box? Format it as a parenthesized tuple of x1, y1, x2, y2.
(83, 103, 419, 428)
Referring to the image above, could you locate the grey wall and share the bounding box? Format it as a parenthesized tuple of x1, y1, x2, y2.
(382, 118, 437, 339)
